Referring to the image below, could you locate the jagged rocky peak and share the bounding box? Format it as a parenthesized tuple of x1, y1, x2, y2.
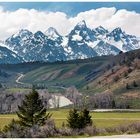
(109, 27, 125, 41)
(111, 27, 124, 35)
(34, 31, 46, 38)
(45, 27, 60, 39)
(13, 29, 33, 38)
(75, 20, 87, 29)
(95, 26, 108, 35)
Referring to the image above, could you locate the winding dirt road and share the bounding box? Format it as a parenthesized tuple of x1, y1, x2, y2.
(16, 73, 24, 84)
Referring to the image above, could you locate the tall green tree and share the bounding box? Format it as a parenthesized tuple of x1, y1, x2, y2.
(79, 109, 92, 128)
(67, 108, 92, 129)
(17, 89, 51, 127)
(67, 109, 80, 129)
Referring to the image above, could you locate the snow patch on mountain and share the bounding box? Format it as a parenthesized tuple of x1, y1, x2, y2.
(72, 34, 82, 41)
(86, 40, 100, 48)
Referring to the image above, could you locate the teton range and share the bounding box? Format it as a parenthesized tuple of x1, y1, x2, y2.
(0, 20, 140, 64)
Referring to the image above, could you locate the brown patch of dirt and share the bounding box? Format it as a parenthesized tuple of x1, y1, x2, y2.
(122, 92, 140, 98)
(96, 65, 131, 87)
(60, 67, 79, 79)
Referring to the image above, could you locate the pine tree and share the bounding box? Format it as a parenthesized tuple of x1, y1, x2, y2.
(17, 89, 51, 127)
(112, 100, 116, 109)
(67, 109, 79, 129)
(67, 108, 92, 129)
(79, 109, 92, 128)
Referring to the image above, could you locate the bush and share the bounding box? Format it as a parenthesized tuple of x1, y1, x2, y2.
(25, 119, 59, 138)
(123, 71, 128, 78)
(58, 128, 73, 136)
(113, 75, 120, 82)
(127, 68, 133, 73)
(103, 122, 140, 135)
(1, 119, 58, 138)
(133, 80, 138, 87)
(1, 119, 26, 138)
(84, 125, 98, 136)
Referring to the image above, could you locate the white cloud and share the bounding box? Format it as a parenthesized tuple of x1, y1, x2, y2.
(0, 6, 140, 40)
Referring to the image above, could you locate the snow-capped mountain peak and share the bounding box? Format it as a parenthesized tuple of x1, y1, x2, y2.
(95, 26, 108, 35)
(112, 27, 123, 33)
(75, 20, 87, 29)
(34, 31, 46, 38)
(13, 29, 33, 38)
(45, 27, 60, 40)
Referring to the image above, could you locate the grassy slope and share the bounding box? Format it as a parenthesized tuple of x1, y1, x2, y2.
(21, 59, 106, 88)
(1, 49, 140, 107)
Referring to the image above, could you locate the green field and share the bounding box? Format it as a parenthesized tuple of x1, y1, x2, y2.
(0, 109, 140, 130)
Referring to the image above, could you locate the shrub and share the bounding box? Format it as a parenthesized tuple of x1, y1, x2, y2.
(58, 128, 73, 136)
(28, 119, 58, 138)
(84, 125, 98, 136)
(133, 80, 138, 87)
(113, 75, 119, 82)
(127, 68, 133, 73)
(1, 119, 26, 138)
(123, 71, 128, 78)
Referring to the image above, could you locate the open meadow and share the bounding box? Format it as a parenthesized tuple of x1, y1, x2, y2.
(1, 109, 140, 130)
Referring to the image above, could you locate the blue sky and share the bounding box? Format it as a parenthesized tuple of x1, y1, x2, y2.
(0, 2, 140, 16)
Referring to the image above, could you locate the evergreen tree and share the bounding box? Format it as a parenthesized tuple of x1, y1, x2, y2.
(67, 108, 92, 129)
(79, 109, 92, 128)
(112, 100, 116, 109)
(67, 109, 79, 129)
(17, 89, 51, 127)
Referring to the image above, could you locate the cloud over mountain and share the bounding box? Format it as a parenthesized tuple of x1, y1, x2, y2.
(0, 6, 140, 40)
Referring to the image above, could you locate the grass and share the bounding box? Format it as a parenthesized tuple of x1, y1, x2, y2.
(1, 109, 140, 130)
(6, 88, 31, 93)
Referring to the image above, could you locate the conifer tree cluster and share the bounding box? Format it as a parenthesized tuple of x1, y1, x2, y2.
(67, 108, 92, 129)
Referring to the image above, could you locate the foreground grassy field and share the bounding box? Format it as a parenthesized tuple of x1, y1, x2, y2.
(0, 109, 140, 130)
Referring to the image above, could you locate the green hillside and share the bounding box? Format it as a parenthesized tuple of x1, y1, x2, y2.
(0, 55, 111, 88)
(0, 49, 140, 108)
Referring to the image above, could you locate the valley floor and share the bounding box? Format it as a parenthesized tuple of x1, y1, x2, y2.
(1, 109, 140, 130)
